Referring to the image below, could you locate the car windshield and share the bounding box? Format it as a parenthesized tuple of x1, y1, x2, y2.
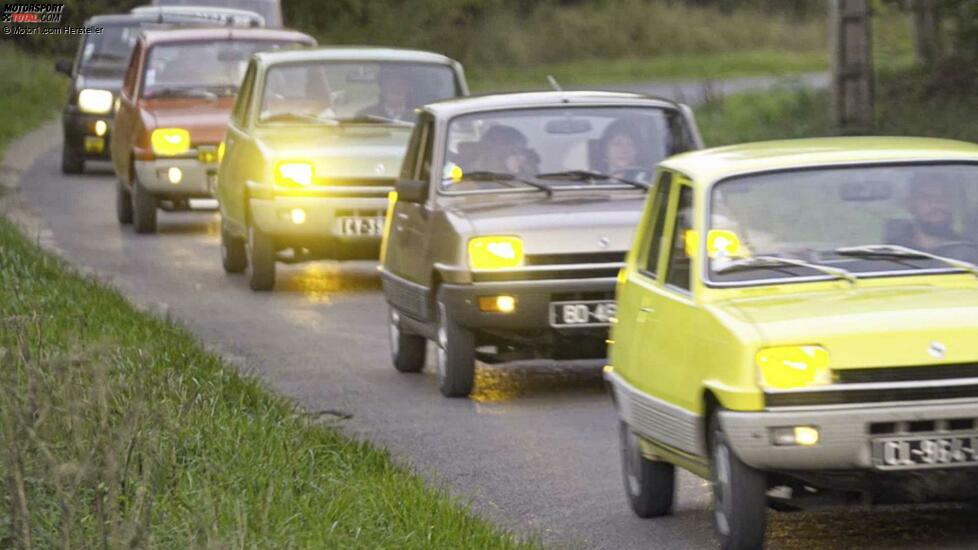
(707, 163, 978, 284)
(440, 107, 687, 194)
(153, 0, 280, 26)
(258, 61, 458, 125)
(142, 40, 297, 98)
(79, 24, 140, 74)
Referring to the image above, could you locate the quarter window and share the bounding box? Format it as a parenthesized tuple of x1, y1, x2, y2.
(665, 184, 694, 291)
(643, 172, 673, 277)
(232, 62, 257, 126)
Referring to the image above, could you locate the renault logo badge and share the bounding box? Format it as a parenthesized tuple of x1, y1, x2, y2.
(598, 236, 610, 249)
(929, 341, 946, 359)
(375, 162, 386, 175)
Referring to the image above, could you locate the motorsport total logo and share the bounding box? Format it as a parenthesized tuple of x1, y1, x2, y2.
(1, 2, 64, 23)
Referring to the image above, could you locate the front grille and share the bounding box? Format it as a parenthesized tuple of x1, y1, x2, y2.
(472, 266, 620, 282)
(765, 383, 978, 408)
(551, 291, 614, 302)
(871, 418, 978, 435)
(335, 209, 384, 217)
(835, 363, 978, 384)
(525, 251, 626, 266)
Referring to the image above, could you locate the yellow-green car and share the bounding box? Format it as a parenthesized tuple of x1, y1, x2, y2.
(606, 137, 978, 549)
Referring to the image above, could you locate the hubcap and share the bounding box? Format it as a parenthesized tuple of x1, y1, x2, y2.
(713, 434, 732, 536)
(389, 309, 400, 357)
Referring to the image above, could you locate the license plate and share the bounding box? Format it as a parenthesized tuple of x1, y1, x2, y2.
(337, 216, 384, 236)
(872, 434, 978, 470)
(84, 136, 105, 153)
(550, 300, 616, 327)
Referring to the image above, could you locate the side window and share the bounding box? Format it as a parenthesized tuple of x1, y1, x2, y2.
(232, 62, 257, 127)
(399, 116, 426, 180)
(643, 171, 673, 277)
(122, 42, 142, 98)
(667, 110, 693, 155)
(417, 118, 436, 183)
(665, 184, 694, 291)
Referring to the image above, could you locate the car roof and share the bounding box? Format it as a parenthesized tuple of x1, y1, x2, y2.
(661, 137, 978, 185)
(139, 27, 313, 46)
(421, 90, 682, 118)
(253, 46, 460, 67)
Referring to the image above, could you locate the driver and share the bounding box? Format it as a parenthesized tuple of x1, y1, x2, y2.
(356, 69, 412, 122)
(472, 125, 539, 177)
(901, 174, 962, 251)
(595, 119, 651, 183)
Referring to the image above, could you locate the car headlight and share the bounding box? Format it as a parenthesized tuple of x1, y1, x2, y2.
(468, 236, 524, 270)
(274, 161, 314, 187)
(77, 88, 113, 114)
(150, 128, 191, 156)
(756, 345, 831, 390)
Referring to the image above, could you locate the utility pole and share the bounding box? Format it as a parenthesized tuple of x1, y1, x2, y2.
(830, 0, 874, 134)
(911, 0, 942, 65)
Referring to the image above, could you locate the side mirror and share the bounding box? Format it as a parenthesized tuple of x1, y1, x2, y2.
(395, 178, 429, 203)
(55, 59, 72, 76)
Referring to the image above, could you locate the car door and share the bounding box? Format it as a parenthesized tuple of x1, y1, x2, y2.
(628, 176, 698, 412)
(389, 114, 435, 285)
(219, 60, 257, 231)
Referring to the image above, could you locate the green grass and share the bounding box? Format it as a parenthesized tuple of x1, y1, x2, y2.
(0, 44, 67, 158)
(468, 50, 829, 92)
(0, 217, 532, 547)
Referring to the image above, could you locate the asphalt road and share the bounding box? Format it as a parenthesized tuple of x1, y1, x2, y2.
(14, 74, 978, 549)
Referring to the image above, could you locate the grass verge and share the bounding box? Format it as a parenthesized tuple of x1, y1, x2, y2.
(0, 217, 531, 547)
(697, 61, 978, 147)
(0, 46, 530, 548)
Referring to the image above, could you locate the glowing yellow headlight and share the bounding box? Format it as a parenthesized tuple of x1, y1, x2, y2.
(151, 128, 191, 156)
(275, 161, 314, 187)
(468, 236, 524, 270)
(78, 88, 113, 114)
(756, 345, 831, 390)
(217, 141, 226, 163)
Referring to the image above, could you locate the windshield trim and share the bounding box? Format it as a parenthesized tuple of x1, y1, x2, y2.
(436, 104, 676, 197)
(254, 59, 461, 128)
(700, 159, 978, 289)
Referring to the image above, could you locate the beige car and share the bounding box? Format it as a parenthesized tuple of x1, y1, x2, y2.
(380, 91, 702, 397)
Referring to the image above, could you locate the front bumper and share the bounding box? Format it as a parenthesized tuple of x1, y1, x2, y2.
(721, 400, 978, 470)
(440, 276, 617, 333)
(134, 158, 217, 197)
(63, 110, 113, 159)
(249, 195, 387, 260)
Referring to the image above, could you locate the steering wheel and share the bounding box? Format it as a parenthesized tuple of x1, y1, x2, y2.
(932, 241, 978, 263)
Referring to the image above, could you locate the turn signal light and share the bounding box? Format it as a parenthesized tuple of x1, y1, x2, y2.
(478, 295, 516, 313)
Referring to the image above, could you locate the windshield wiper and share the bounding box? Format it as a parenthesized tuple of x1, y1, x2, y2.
(335, 115, 413, 127)
(462, 171, 554, 197)
(715, 255, 858, 284)
(535, 170, 649, 190)
(146, 87, 216, 100)
(835, 244, 978, 277)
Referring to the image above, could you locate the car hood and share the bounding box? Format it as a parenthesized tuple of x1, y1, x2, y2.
(716, 283, 978, 369)
(254, 124, 411, 180)
(446, 191, 646, 255)
(142, 96, 236, 145)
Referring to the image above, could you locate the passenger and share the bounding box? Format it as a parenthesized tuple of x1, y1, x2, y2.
(473, 125, 538, 177)
(895, 175, 963, 251)
(357, 69, 412, 122)
(595, 119, 651, 183)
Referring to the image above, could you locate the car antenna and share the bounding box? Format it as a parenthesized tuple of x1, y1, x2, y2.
(547, 75, 562, 92)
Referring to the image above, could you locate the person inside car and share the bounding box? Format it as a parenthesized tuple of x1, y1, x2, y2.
(471, 125, 539, 177)
(356, 69, 412, 122)
(887, 175, 965, 252)
(594, 118, 652, 183)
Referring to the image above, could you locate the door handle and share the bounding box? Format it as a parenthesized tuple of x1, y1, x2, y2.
(640, 307, 655, 313)
(396, 212, 409, 220)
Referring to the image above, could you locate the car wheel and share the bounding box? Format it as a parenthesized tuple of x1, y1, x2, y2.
(389, 307, 426, 373)
(221, 222, 247, 274)
(131, 181, 157, 234)
(116, 181, 133, 225)
(434, 295, 475, 397)
(619, 420, 675, 518)
(247, 225, 275, 291)
(709, 408, 767, 550)
(61, 144, 84, 174)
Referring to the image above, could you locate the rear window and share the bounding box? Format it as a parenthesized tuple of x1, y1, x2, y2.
(152, 0, 281, 26)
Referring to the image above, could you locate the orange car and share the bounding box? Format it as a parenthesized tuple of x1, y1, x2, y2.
(111, 27, 314, 233)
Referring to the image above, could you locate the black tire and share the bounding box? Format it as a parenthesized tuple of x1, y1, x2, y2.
(709, 409, 768, 550)
(131, 182, 157, 234)
(434, 295, 475, 397)
(389, 307, 426, 373)
(220, 222, 247, 274)
(61, 144, 84, 174)
(247, 225, 276, 291)
(619, 421, 675, 518)
(116, 182, 133, 225)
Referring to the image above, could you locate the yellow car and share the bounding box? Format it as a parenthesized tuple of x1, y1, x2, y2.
(606, 137, 978, 549)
